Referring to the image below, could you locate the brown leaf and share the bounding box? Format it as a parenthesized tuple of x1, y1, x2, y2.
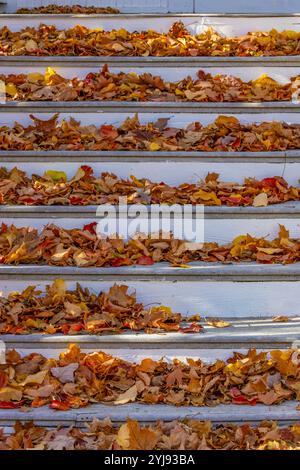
(51, 363, 79, 384)
(114, 385, 138, 405)
(272, 316, 289, 322)
(205, 318, 231, 328)
(117, 419, 158, 450)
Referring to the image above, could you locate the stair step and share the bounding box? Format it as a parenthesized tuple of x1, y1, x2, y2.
(0, 402, 298, 427)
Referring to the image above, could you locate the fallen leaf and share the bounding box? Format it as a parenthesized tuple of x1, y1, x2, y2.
(51, 363, 79, 384)
(114, 385, 137, 405)
(206, 318, 231, 328)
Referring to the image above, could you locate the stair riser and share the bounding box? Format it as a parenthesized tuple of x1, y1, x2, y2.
(1, 279, 300, 317)
(0, 161, 297, 183)
(0, 216, 298, 242)
(0, 64, 298, 79)
(0, 111, 299, 126)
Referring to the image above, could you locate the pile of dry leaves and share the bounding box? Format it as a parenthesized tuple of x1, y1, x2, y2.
(0, 345, 299, 409)
(0, 279, 202, 335)
(3, 66, 295, 102)
(0, 223, 297, 266)
(1, 418, 300, 450)
(1, 114, 300, 152)
(1, 22, 300, 56)
(0, 166, 297, 207)
(16, 5, 120, 14)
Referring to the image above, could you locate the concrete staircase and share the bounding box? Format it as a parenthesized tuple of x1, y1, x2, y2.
(0, 11, 300, 430)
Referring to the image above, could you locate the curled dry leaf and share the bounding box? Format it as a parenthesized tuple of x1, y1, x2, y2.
(205, 318, 231, 328)
(272, 316, 290, 322)
(253, 193, 268, 207)
(51, 363, 79, 384)
(117, 420, 159, 450)
(114, 385, 138, 405)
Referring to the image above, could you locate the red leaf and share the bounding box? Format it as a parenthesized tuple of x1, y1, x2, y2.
(137, 256, 154, 265)
(83, 222, 97, 235)
(0, 401, 24, 409)
(262, 177, 278, 188)
(61, 324, 70, 335)
(70, 196, 84, 205)
(100, 124, 118, 139)
(19, 197, 37, 205)
(179, 322, 203, 333)
(230, 387, 257, 405)
(111, 257, 132, 267)
(69, 323, 84, 332)
(232, 137, 241, 149)
(1, 223, 7, 234)
(50, 400, 70, 411)
(81, 165, 93, 177)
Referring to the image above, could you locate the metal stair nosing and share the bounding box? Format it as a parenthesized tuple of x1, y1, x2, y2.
(0, 150, 299, 163)
(1, 101, 300, 113)
(0, 402, 299, 427)
(2, 56, 300, 67)
(1, 263, 300, 282)
(1, 203, 300, 219)
(2, 318, 300, 350)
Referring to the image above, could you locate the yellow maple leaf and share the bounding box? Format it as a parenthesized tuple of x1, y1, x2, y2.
(149, 142, 160, 151)
(27, 72, 45, 83)
(44, 67, 57, 84)
(6, 83, 17, 97)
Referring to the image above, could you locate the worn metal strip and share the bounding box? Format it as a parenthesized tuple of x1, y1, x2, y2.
(2, 57, 300, 67)
(0, 402, 298, 427)
(3, 14, 300, 18)
(1, 101, 300, 113)
(1, 263, 300, 282)
(2, 318, 300, 350)
(1, 202, 300, 219)
(0, 150, 297, 164)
